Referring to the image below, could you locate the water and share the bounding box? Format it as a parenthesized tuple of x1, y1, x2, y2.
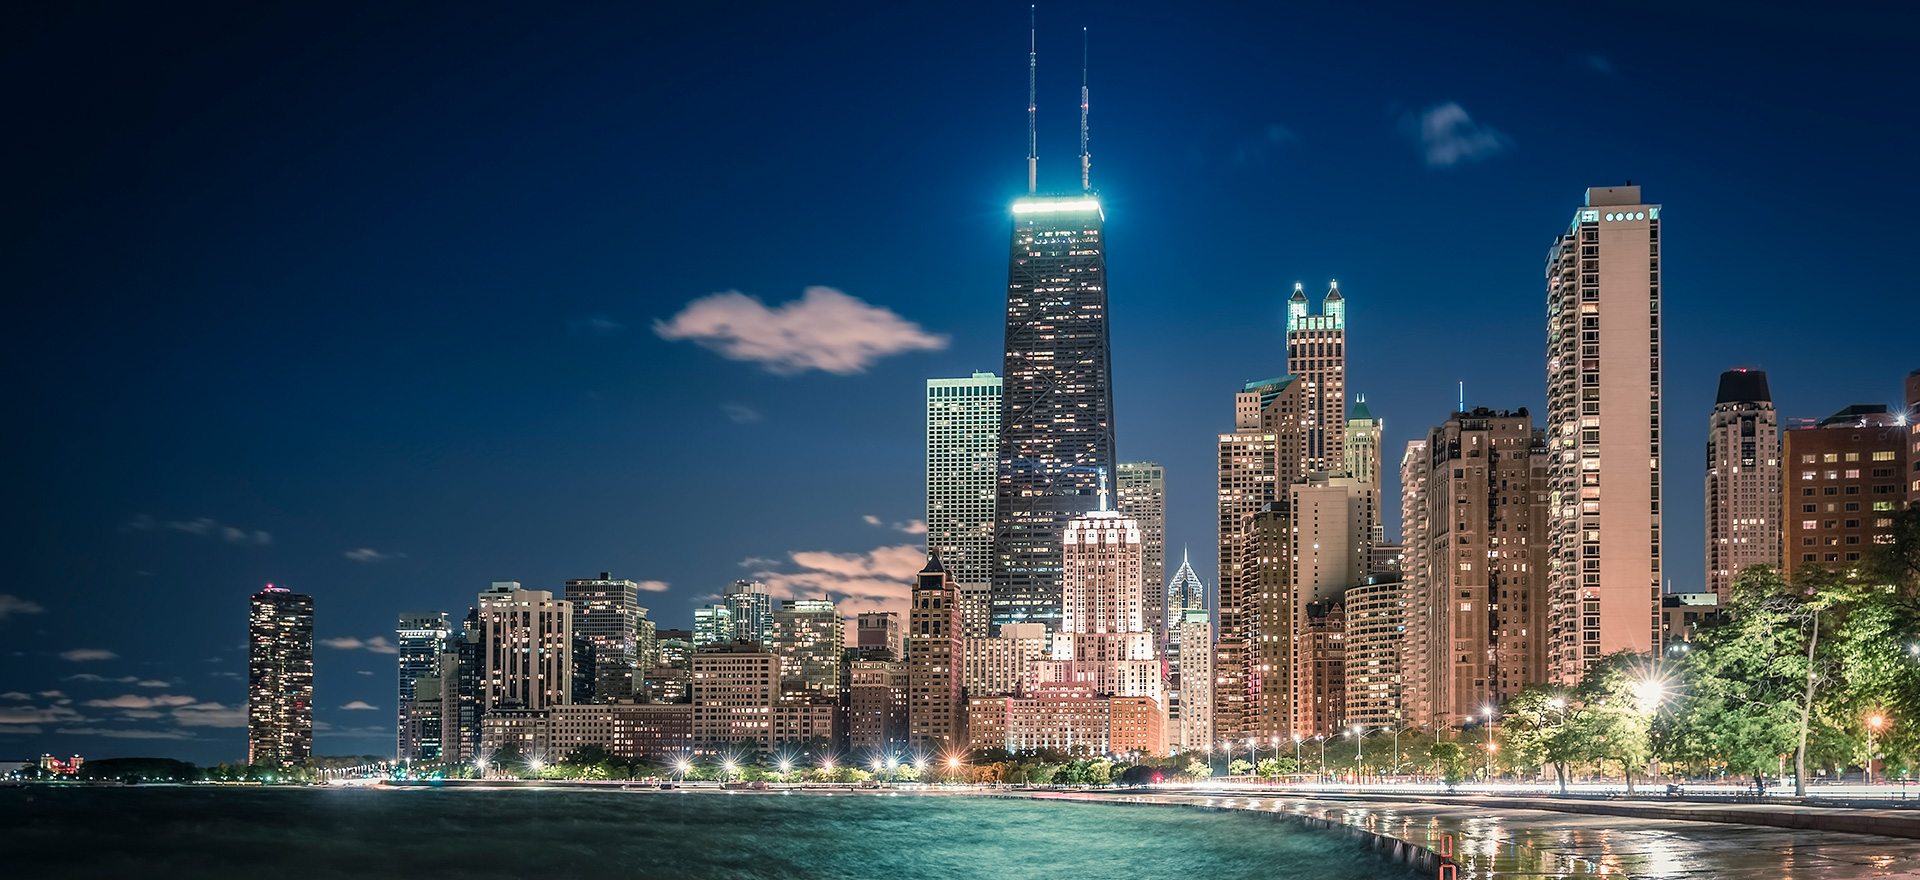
(0, 786, 1417, 880)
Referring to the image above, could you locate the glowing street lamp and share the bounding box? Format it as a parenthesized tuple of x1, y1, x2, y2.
(1867, 715, 1887, 785)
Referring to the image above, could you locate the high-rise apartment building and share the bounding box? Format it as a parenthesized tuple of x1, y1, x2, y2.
(961, 621, 1050, 698)
(1214, 375, 1305, 739)
(992, 195, 1117, 634)
(396, 611, 449, 758)
(1162, 551, 1206, 716)
(1783, 406, 1909, 580)
(907, 552, 964, 751)
(1342, 574, 1402, 730)
(1545, 185, 1663, 683)
(770, 598, 844, 701)
(1403, 409, 1549, 730)
(723, 580, 773, 645)
(1289, 474, 1374, 736)
(1705, 370, 1782, 601)
(439, 609, 483, 761)
(1117, 461, 1167, 644)
(248, 585, 314, 767)
(689, 642, 778, 748)
(1173, 608, 1213, 751)
(1344, 397, 1386, 551)
(479, 588, 573, 712)
(1908, 370, 1920, 505)
(1243, 507, 1293, 739)
(1398, 440, 1432, 725)
(848, 659, 909, 760)
(1286, 281, 1348, 472)
(929, 373, 1003, 599)
(564, 573, 650, 703)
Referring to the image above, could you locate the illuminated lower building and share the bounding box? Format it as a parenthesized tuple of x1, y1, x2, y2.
(479, 587, 573, 712)
(961, 622, 1051, 697)
(1173, 608, 1213, 751)
(1117, 461, 1167, 644)
(479, 703, 695, 764)
(907, 552, 965, 752)
(1782, 405, 1910, 579)
(248, 585, 314, 767)
(396, 611, 449, 759)
(848, 660, 909, 759)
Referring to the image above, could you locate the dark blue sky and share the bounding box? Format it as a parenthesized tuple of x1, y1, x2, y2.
(3, 2, 1915, 762)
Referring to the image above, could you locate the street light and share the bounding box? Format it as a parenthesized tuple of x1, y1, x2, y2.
(1294, 733, 1303, 776)
(1317, 734, 1327, 781)
(1248, 736, 1260, 768)
(1868, 715, 1887, 786)
(1483, 707, 1496, 781)
(675, 758, 690, 782)
(1353, 724, 1364, 782)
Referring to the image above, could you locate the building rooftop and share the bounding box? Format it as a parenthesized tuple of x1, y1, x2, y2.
(1714, 369, 1772, 404)
(1816, 404, 1893, 427)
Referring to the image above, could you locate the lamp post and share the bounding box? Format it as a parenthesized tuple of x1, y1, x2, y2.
(1317, 734, 1327, 782)
(1868, 715, 1886, 786)
(1353, 725, 1364, 783)
(1293, 733, 1302, 776)
(1248, 736, 1260, 770)
(1483, 707, 1496, 782)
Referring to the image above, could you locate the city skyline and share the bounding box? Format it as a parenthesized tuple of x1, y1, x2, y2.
(3, 3, 1917, 763)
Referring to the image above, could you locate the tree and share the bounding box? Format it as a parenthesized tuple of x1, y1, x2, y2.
(1501, 686, 1579, 793)
(1870, 505, 1920, 593)
(1228, 759, 1252, 777)
(1428, 742, 1468, 787)
(1571, 652, 1658, 794)
(1183, 759, 1211, 781)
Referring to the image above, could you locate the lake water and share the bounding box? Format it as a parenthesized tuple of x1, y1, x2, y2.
(1, 786, 1418, 879)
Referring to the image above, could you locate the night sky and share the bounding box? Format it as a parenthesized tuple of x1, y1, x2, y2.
(3, 2, 1915, 763)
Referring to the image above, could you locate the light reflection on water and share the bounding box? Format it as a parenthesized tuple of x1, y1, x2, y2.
(0, 787, 1420, 880)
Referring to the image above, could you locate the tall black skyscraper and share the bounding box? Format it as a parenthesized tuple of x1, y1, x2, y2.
(248, 585, 314, 767)
(990, 195, 1116, 632)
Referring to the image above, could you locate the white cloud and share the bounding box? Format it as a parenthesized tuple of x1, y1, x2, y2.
(344, 547, 405, 563)
(37, 690, 67, 699)
(738, 557, 779, 569)
(654, 286, 947, 375)
(172, 702, 246, 728)
(0, 594, 46, 620)
(355, 670, 374, 676)
(635, 580, 670, 593)
(0, 705, 85, 725)
(721, 403, 763, 423)
(0, 692, 29, 700)
(85, 694, 198, 709)
(570, 314, 625, 336)
(862, 515, 882, 526)
(60, 649, 119, 662)
(0, 726, 40, 734)
(320, 636, 400, 654)
(750, 544, 923, 618)
(57, 727, 196, 740)
(124, 515, 272, 546)
(136, 680, 170, 688)
(1399, 102, 1512, 167)
(340, 701, 378, 711)
(896, 519, 928, 535)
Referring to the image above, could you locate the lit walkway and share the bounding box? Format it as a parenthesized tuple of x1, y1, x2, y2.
(1019, 789, 1920, 878)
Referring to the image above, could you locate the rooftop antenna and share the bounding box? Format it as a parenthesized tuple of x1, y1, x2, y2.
(1458, 381, 1465, 413)
(1027, 6, 1038, 194)
(1098, 466, 1110, 512)
(1079, 27, 1090, 193)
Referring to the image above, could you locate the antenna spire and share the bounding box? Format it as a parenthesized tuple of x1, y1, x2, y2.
(1026, 6, 1038, 194)
(1079, 27, 1090, 193)
(1097, 466, 1109, 512)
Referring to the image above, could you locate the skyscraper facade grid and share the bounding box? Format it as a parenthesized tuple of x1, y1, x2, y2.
(248, 586, 314, 768)
(928, 373, 1002, 596)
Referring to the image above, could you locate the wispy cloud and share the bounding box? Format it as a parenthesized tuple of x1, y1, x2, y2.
(0, 692, 29, 701)
(172, 702, 246, 728)
(750, 544, 923, 618)
(864, 515, 927, 535)
(343, 548, 405, 563)
(320, 636, 399, 655)
(85, 694, 198, 709)
(340, 700, 378, 711)
(57, 727, 196, 740)
(124, 515, 272, 546)
(1575, 53, 1615, 75)
(0, 594, 45, 620)
(1398, 102, 1512, 167)
(569, 314, 625, 336)
(355, 670, 374, 676)
(136, 679, 170, 688)
(0, 705, 86, 726)
(654, 287, 947, 375)
(635, 580, 669, 593)
(721, 403, 762, 423)
(60, 649, 119, 662)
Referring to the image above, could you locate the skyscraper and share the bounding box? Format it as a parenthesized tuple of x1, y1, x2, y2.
(1705, 370, 1782, 601)
(1287, 281, 1348, 472)
(907, 552, 964, 751)
(1402, 408, 1549, 730)
(396, 611, 449, 758)
(1173, 608, 1213, 752)
(723, 580, 772, 645)
(1032, 503, 1160, 703)
(1116, 461, 1166, 643)
(564, 573, 650, 702)
(770, 598, 844, 701)
(1289, 474, 1374, 736)
(1344, 396, 1386, 553)
(692, 604, 732, 648)
(1214, 374, 1305, 739)
(248, 585, 313, 768)
(1397, 440, 1432, 725)
(1545, 185, 1663, 683)
(855, 611, 904, 661)
(1783, 405, 1909, 580)
(1162, 550, 1206, 692)
(929, 373, 1002, 599)
(479, 587, 572, 712)
(991, 194, 1116, 634)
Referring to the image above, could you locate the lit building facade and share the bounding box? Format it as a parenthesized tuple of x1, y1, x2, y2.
(962, 622, 1050, 697)
(848, 660, 909, 760)
(248, 585, 314, 767)
(1243, 507, 1292, 740)
(1117, 461, 1167, 644)
(992, 195, 1117, 634)
(1403, 409, 1549, 730)
(1545, 185, 1663, 684)
(929, 373, 1002, 604)
(1397, 440, 1433, 726)
(689, 643, 776, 748)
(1289, 475, 1372, 737)
(479, 588, 573, 712)
(1174, 608, 1213, 751)
(855, 611, 903, 661)
(770, 598, 844, 701)
(1705, 370, 1782, 601)
(396, 610, 449, 759)
(908, 552, 964, 751)
(1342, 574, 1402, 730)
(692, 604, 732, 648)
(1216, 373, 1307, 740)
(723, 580, 772, 645)
(1286, 281, 1347, 472)
(1032, 505, 1160, 704)
(564, 573, 652, 703)
(1783, 406, 1909, 580)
